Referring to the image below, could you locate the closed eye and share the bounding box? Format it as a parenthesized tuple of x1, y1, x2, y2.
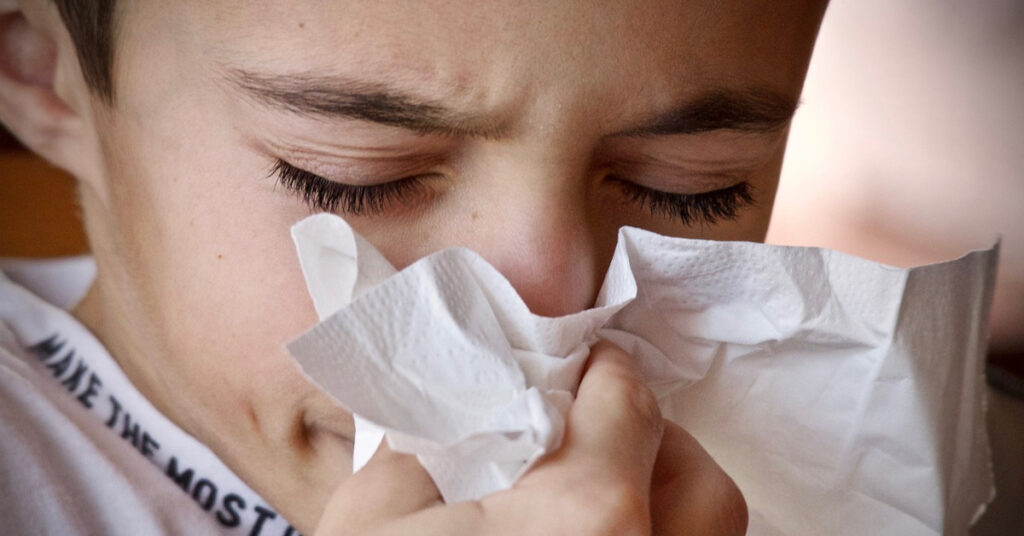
(270, 159, 430, 215)
(272, 159, 755, 226)
(609, 176, 756, 226)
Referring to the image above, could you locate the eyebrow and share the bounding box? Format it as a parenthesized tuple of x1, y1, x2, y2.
(616, 89, 799, 137)
(227, 69, 505, 138)
(227, 69, 796, 139)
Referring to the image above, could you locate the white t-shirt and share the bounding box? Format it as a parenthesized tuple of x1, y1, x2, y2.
(0, 258, 300, 536)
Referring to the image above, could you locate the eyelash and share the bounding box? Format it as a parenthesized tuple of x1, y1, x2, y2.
(270, 160, 426, 216)
(610, 177, 756, 226)
(271, 159, 755, 225)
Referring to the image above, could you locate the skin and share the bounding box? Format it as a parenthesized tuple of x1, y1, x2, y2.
(0, 0, 827, 533)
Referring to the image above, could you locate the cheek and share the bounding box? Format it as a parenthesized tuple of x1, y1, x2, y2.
(100, 116, 321, 415)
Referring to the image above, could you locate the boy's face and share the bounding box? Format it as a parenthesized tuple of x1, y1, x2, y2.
(64, 0, 826, 529)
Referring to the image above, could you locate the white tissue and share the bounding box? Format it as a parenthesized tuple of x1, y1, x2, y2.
(286, 213, 997, 536)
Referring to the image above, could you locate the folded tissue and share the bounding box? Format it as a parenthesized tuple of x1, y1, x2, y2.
(286, 213, 998, 536)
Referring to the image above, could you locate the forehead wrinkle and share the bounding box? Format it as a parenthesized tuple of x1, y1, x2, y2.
(220, 66, 511, 140)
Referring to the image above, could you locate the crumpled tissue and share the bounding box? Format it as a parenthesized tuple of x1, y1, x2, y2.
(286, 213, 998, 536)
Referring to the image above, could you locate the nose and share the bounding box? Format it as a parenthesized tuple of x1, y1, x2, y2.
(452, 167, 610, 318)
(362, 145, 620, 317)
(480, 206, 596, 317)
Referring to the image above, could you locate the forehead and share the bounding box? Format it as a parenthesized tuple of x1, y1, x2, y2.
(119, 1, 824, 113)
(105, 1, 823, 146)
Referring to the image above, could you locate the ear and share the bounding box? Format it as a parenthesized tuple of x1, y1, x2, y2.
(0, 0, 104, 188)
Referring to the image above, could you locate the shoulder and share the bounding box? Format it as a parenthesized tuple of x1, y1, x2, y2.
(0, 266, 223, 535)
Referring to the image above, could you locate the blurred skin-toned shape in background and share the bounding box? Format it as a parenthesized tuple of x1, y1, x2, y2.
(770, 0, 1023, 355)
(767, 1, 1023, 534)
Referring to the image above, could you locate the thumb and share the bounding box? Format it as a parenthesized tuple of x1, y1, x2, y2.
(315, 442, 442, 535)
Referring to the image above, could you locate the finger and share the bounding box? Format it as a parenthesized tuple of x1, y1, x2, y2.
(315, 442, 442, 536)
(394, 342, 668, 536)
(546, 340, 664, 490)
(650, 420, 748, 536)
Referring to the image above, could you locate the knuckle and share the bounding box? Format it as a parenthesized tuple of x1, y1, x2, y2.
(618, 376, 662, 430)
(585, 341, 662, 432)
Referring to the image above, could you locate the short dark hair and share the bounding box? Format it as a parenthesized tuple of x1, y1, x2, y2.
(51, 0, 116, 102)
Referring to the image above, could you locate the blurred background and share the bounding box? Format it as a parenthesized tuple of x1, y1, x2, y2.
(770, 0, 1023, 359)
(1, 0, 1021, 533)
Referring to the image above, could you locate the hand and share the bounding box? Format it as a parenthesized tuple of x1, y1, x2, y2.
(314, 341, 747, 536)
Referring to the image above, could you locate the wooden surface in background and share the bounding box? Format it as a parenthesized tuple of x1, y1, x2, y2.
(0, 148, 90, 257)
(0, 122, 18, 149)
